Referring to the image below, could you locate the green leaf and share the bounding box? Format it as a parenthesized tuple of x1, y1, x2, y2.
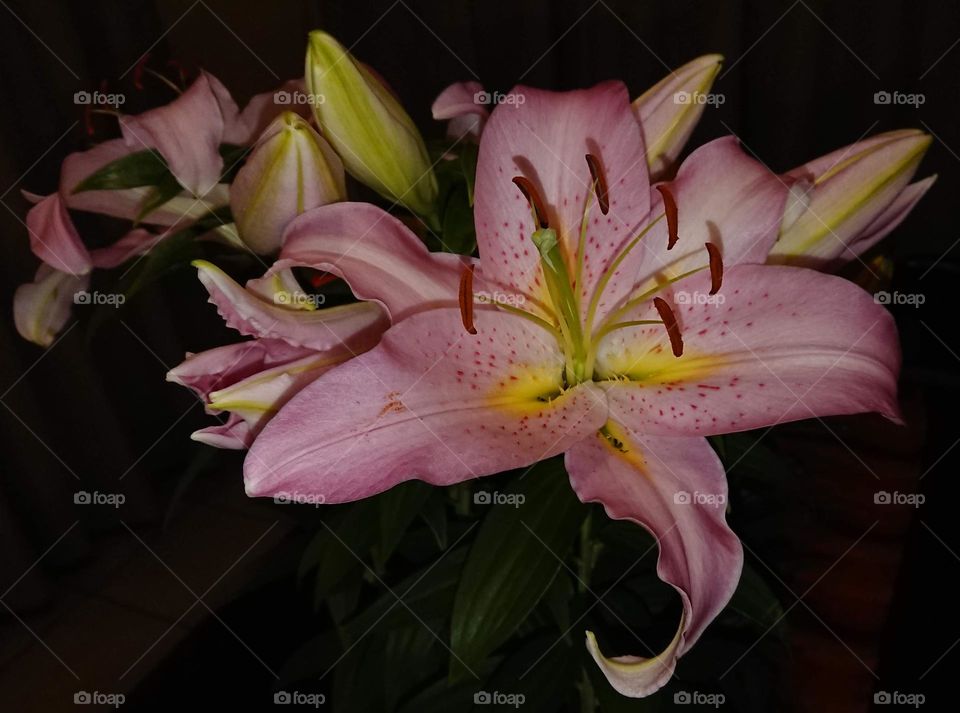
(439, 181, 476, 255)
(449, 459, 586, 681)
(541, 570, 574, 635)
(420, 490, 449, 550)
(723, 560, 785, 635)
(72, 149, 173, 192)
(375, 481, 433, 570)
(460, 143, 479, 206)
(478, 633, 577, 712)
(134, 171, 184, 224)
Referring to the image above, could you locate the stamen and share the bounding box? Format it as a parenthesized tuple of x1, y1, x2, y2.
(512, 176, 549, 229)
(705, 242, 723, 295)
(585, 154, 609, 215)
(458, 264, 477, 335)
(655, 185, 679, 250)
(653, 297, 683, 357)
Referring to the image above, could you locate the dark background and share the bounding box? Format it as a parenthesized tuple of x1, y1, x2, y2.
(1, 1, 957, 710)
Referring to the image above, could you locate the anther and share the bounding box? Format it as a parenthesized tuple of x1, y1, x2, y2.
(653, 297, 683, 357)
(512, 176, 549, 229)
(655, 185, 679, 250)
(705, 242, 723, 295)
(458, 264, 477, 335)
(585, 154, 609, 215)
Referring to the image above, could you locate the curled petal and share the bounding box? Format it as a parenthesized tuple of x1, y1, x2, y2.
(25, 193, 91, 275)
(14, 265, 89, 347)
(194, 259, 389, 351)
(120, 71, 226, 196)
(567, 427, 742, 697)
(432, 81, 488, 140)
(275, 202, 469, 321)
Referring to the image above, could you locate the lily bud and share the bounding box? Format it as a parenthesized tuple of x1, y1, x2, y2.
(632, 54, 723, 180)
(230, 112, 345, 254)
(306, 31, 438, 219)
(770, 129, 933, 266)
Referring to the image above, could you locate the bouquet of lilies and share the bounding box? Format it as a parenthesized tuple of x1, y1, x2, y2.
(13, 29, 933, 705)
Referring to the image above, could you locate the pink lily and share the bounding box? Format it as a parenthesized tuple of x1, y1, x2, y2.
(770, 129, 934, 268)
(242, 82, 900, 696)
(167, 260, 388, 448)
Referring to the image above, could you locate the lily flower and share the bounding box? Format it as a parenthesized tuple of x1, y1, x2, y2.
(770, 129, 934, 268)
(229, 112, 346, 254)
(167, 260, 388, 448)
(431, 54, 723, 178)
(306, 31, 438, 219)
(242, 82, 900, 696)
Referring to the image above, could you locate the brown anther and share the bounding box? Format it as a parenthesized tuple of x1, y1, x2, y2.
(653, 297, 683, 357)
(705, 242, 723, 295)
(656, 184, 679, 250)
(585, 153, 609, 215)
(458, 264, 477, 335)
(512, 176, 549, 229)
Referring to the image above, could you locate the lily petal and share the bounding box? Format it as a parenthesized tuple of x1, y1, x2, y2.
(25, 193, 91, 275)
(566, 422, 743, 698)
(194, 259, 389, 351)
(432, 81, 488, 140)
(192, 413, 251, 450)
(632, 54, 724, 180)
(244, 308, 607, 501)
(13, 265, 89, 347)
(90, 227, 161, 269)
(474, 81, 651, 318)
(223, 78, 310, 146)
(274, 202, 469, 321)
(598, 265, 901, 436)
(567, 426, 741, 697)
(597, 137, 789, 321)
(120, 71, 226, 196)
